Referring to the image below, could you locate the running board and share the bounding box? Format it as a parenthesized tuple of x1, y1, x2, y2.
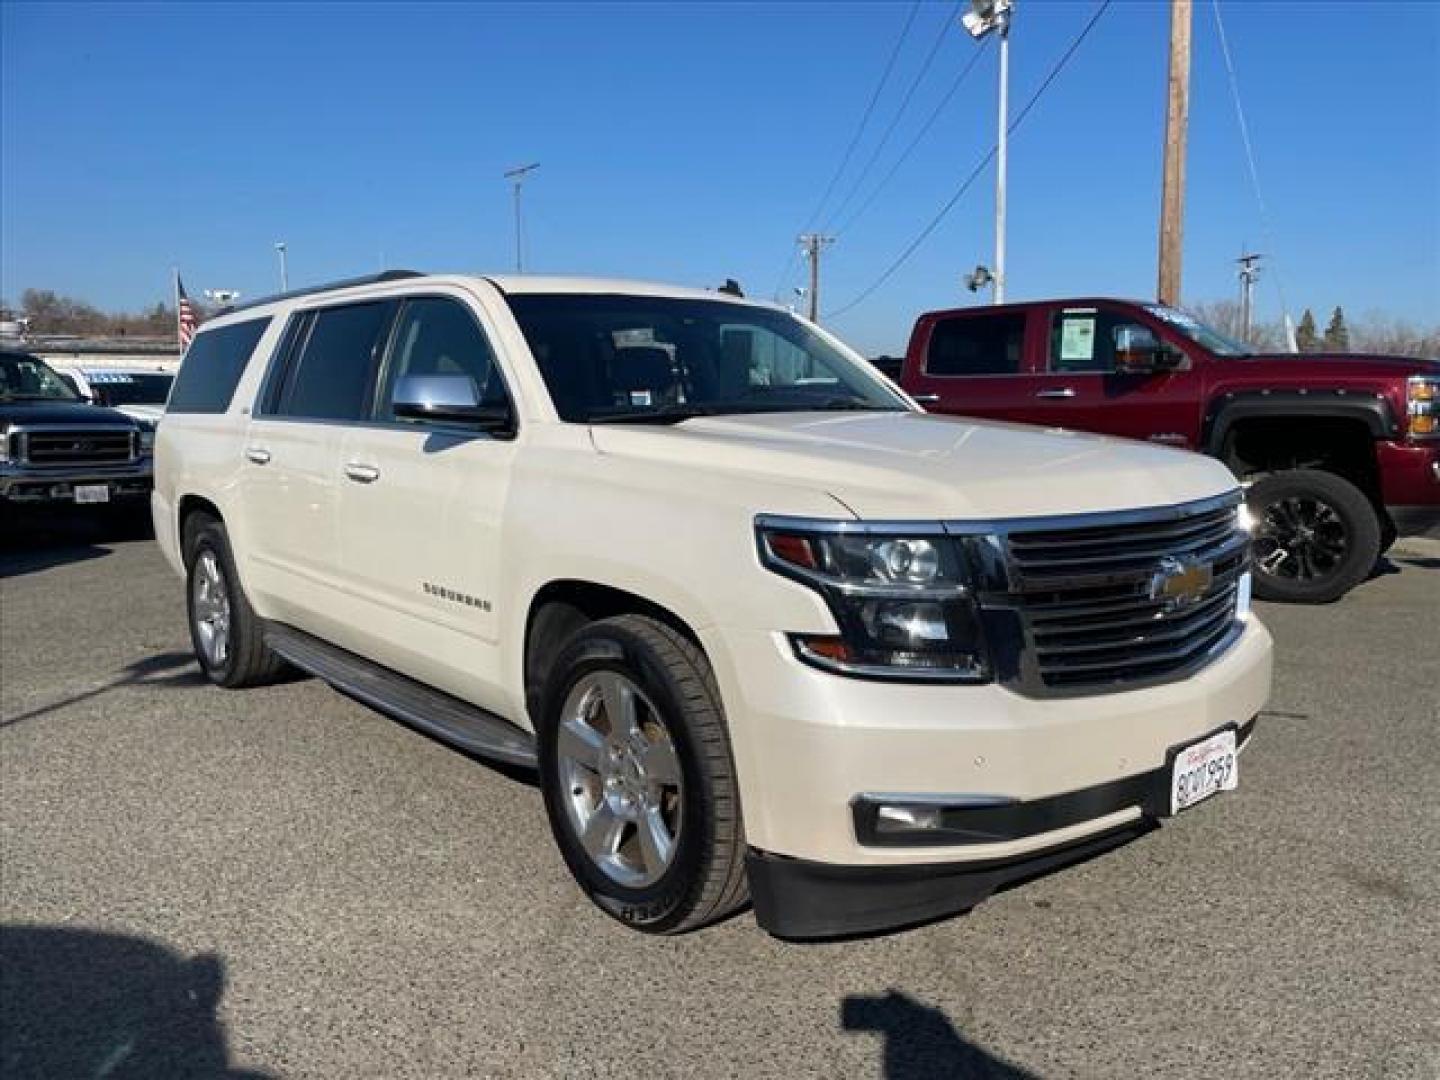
(264, 624, 537, 769)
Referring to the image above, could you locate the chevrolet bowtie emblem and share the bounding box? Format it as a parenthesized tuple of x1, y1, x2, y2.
(1149, 555, 1212, 610)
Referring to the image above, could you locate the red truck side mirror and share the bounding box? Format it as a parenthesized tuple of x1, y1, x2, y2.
(1115, 326, 1185, 374)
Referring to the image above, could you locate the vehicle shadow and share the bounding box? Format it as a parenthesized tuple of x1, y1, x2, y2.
(0, 651, 206, 730)
(0, 924, 272, 1079)
(842, 991, 1037, 1079)
(0, 508, 152, 578)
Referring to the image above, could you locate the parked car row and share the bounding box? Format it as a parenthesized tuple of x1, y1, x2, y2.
(153, 272, 1271, 938)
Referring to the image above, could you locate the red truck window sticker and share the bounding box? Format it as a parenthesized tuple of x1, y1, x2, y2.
(1059, 315, 1097, 363)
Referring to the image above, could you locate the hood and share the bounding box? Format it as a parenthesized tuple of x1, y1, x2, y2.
(0, 401, 138, 428)
(590, 411, 1237, 521)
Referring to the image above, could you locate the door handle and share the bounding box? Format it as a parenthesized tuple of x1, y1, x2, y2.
(245, 447, 271, 465)
(1034, 388, 1077, 399)
(910, 393, 940, 405)
(344, 463, 381, 484)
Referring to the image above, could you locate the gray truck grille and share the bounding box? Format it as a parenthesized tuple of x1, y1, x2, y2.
(1004, 500, 1247, 691)
(20, 429, 135, 467)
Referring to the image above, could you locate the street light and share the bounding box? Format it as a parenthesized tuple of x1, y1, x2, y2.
(503, 163, 540, 273)
(962, 0, 1013, 304)
(275, 241, 289, 292)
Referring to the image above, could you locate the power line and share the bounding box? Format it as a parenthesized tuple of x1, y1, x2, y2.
(834, 35, 992, 238)
(826, 0, 1112, 321)
(822, 2, 965, 233)
(772, 1, 922, 299)
(1211, 0, 1294, 341)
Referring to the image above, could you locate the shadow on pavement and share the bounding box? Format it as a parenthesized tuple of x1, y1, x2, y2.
(1, 651, 205, 730)
(0, 925, 272, 1079)
(0, 507, 153, 578)
(843, 991, 1037, 1080)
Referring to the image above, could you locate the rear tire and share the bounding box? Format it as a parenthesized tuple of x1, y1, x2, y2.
(184, 516, 288, 688)
(537, 614, 748, 934)
(1246, 469, 1381, 604)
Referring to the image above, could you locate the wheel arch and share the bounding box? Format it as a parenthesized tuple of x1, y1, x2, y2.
(177, 493, 224, 563)
(522, 579, 707, 725)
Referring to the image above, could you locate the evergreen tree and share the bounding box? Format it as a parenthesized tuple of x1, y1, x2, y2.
(1323, 306, 1350, 352)
(1295, 308, 1319, 352)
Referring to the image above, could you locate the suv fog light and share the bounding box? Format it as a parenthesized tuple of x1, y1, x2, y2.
(876, 804, 943, 833)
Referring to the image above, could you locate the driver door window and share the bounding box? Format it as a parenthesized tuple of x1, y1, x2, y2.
(375, 297, 509, 423)
(1049, 309, 1155, 374)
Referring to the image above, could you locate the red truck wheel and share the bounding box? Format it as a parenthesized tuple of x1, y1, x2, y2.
(1246, 469, 1382, 604)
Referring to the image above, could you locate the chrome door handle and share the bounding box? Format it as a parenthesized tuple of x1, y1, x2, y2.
(344, 463, 380, 484)
(1034, 388, 1077, 399)
(245, 447, 271, 465)
(910, 393, 940, 405)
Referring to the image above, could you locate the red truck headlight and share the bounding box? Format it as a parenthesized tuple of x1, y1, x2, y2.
(1408, 375, 1439, 438)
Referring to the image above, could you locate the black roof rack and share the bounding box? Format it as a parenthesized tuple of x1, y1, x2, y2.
(219, 270, 426, 315)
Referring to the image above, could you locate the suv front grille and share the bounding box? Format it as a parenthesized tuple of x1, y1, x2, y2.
(20, 429, 136, 467)
(1002, 499, 1247, 692)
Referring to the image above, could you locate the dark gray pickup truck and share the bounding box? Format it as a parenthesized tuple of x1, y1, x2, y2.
(1, 349, 153, 515)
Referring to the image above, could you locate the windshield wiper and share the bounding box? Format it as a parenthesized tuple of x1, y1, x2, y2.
(586, 404, 731, 425)
(805, 398, 901, 412)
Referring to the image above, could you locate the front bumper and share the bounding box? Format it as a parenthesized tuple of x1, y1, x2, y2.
(749, 717, 1255, 938)
(0, 461, 153, 504)
(1379, 441, 1440, 537)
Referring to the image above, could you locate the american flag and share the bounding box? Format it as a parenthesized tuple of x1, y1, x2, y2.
(177, 274, 198, 351)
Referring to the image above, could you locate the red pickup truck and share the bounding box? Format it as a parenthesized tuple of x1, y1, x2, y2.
(896, 298, 1439, 603)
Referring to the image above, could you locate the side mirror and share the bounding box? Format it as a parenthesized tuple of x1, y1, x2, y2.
(392, 374, 513, 433)
(1114, 326, 1184, 373)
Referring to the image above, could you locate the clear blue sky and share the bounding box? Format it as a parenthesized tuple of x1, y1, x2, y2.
(2, 1, 1437, 354)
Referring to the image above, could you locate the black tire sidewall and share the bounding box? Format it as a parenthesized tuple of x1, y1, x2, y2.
(185, 523, 241, 685)
(537, 621, 713, 932)
(1247, 470, 1381, 604)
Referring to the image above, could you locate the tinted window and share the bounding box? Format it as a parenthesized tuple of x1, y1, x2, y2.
(92, 373, 175, 407)
(376, 298, 508, 421)
(925, 315, 1026, 376)
(167, 318, 270, 413)
(276, 303, 390, 421)
(1049, 308, 1154, 373)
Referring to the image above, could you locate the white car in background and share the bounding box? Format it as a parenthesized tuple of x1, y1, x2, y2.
(52, 366, 176, 428)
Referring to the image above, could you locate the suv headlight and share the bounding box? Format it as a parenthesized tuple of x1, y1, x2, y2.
(756, 519, 990, 682)
(1407, 375, 1438, 438)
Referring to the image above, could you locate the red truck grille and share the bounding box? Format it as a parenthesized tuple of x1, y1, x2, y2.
(1004, 498, 1248, 692)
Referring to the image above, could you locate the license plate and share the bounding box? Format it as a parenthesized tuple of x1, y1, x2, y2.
(73, 484, 110, 504)
(1170, 729, 1238, 814)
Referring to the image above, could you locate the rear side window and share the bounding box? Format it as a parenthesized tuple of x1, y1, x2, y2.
(273, 302, 391, 421)
(166, 318, 271, 414)
(925, 314, 1027, 376)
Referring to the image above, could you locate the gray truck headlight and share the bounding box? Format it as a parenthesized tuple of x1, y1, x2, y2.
(756, 521, 990, 682)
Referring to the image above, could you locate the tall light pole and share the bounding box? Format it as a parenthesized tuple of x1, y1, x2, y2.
(504, 163, 540, 273)
(962, 0, 1014, 304)
(275, 242, 289, 292)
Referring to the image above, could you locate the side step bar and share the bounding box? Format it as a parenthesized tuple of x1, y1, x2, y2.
(264, 623, 537, 769)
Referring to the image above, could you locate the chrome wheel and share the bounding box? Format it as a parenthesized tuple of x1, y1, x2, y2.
(557, 670, 684, 889)
(1254, 496, 1348, 581)
(191, 550, 232, 668)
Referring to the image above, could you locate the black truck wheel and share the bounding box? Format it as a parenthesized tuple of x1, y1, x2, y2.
(1246, 469, 1381, 604)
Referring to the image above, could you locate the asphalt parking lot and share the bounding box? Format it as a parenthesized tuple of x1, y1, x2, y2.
(2, 519, 1437, 1080)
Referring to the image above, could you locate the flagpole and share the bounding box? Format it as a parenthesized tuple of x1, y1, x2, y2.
(173, 267, 182, 354)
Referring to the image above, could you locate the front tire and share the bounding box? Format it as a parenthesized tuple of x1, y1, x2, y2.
(1246, 469, 1381, 604)
(537, 615, 748, 934)
(184, 516, 288, 688)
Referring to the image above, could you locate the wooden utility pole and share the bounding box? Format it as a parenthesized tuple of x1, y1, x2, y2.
(1157, 0, 1191, 306)
(798, 234, 834, 322)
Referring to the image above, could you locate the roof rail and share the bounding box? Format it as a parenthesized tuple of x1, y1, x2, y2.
(220, 270, 426, 315)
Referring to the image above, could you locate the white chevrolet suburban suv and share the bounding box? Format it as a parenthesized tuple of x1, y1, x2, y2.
(154, 271, 1273, 938)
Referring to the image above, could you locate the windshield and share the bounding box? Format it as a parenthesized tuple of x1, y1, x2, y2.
(1144, 304, 1251, 358)
(0, 353, 82, 402)
(504, 294, 908, 423)
(89, 373, 175, 407)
